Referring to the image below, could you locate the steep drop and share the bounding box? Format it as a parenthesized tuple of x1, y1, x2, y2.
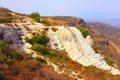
(47, 26, 120, 75)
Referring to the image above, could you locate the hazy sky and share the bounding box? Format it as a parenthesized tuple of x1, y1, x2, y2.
(0, 0, 120, 19)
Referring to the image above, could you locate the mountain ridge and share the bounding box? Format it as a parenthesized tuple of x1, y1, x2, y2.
(86, 19, 120, 28)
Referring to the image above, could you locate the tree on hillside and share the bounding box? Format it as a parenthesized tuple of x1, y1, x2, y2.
(76, 26, 90, 38)
(29, 12, 40, 22)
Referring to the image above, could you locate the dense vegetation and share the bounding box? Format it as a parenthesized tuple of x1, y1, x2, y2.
(25, 34, 49, 45)
(0, 18, 12, 23)
(29, 12, 40, 22)
(76, 26, 90, 38)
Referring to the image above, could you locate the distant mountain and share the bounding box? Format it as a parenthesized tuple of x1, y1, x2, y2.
(87, 22, 120, 35)
(86, 19, 120, 28)
(87, 22, 120, 51)
(101, 19, 120, 27)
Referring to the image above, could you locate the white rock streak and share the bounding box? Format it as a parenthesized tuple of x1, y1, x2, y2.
(47, 26, 120, 75)
(15, 22, 120, 75)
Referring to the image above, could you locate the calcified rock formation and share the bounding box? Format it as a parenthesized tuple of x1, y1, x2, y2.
(86, 35, 94, 46)
(47, 26, 120, 75)
(0, 22, 120, 75)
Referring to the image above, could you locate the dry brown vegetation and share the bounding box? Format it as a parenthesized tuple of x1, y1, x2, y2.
(41, 17, 67, 26)
(41, 16, 86, 26)
(1, 7, 120, 80)
(87, 22, 120, 70)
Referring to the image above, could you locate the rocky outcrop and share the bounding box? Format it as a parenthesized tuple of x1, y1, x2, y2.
(86, 35, 94, 46)
(0, 22, 120, 75)
(0, 26, 23, 44)
(47, 26, 120, 75)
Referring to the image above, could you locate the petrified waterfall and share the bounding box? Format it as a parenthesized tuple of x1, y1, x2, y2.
(1, 23, 119, 75)
(47, 26, 120, 75)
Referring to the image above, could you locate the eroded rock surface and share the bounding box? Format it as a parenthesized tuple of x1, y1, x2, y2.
(47, 26, 120, 75)
(0, 23, 120, 75)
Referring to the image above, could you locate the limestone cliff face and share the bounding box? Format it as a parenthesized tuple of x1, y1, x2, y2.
(47, 26, 120, 75)
(0, 23, 120, 75)
(86, 35, 94, 46)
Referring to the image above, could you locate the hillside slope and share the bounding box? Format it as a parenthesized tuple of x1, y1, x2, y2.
(44, 16, 120, 72)
(86, 19, 120, 28)
(41, 16, 86, 26)
(1, 22, 120, 80)
(87, 22, 120, 36)
(0, 7, 120, 80)
(87, 22, 120, 69)
(87, 22, 120, 51)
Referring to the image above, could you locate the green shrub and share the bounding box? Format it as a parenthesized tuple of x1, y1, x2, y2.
(0, 18, 12, 23)
(31, 44, 48, 55)
(41, 19, 51, 26)
(0, 55, 7, 63)
(37, 57, 47, 64)
(0, 42, 9, 49)
(0, 42, 9, 53)
(29, 12, 40, 22)
(26, 34, 49, 45)
(32, 34, 49, 44)
(76, 26, 89, 38)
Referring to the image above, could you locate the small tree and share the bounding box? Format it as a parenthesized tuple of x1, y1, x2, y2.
(29, 12, 40, 22)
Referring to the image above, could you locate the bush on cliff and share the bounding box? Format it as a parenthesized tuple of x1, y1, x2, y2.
(31, 44, 48, 55)
(29, 12, 40, 22)
(76, 26, 90, 38)
(25, 34, 49, 45)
